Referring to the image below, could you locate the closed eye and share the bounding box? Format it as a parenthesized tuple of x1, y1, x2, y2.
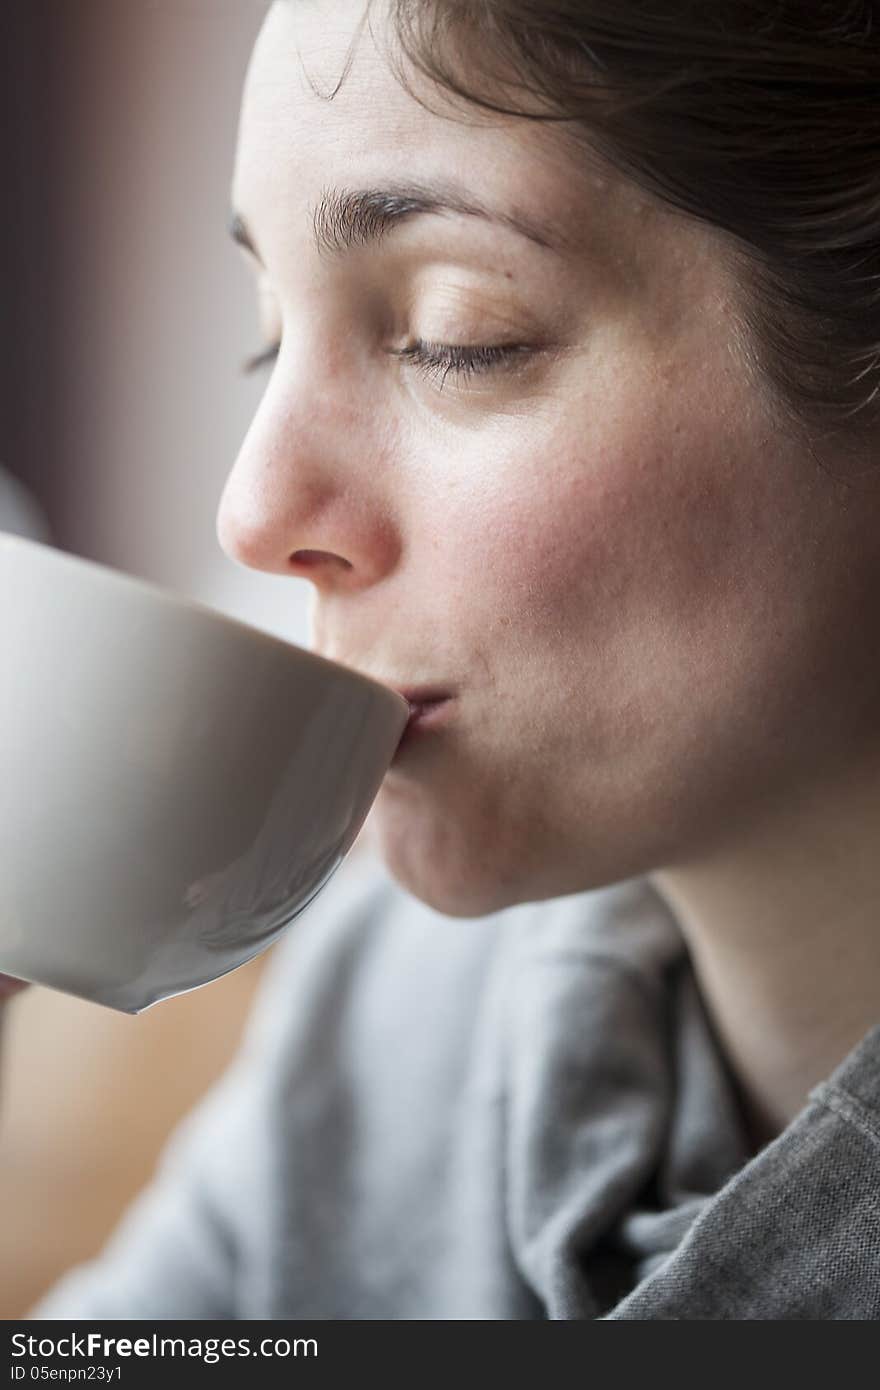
(241, 338, 535, 387)
(391, 339, 536, 390)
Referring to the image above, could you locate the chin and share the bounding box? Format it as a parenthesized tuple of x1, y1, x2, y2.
(369, 806, 538, 920)
(383, 856, 520, 919)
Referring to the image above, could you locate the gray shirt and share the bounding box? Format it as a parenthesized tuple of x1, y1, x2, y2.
(32, 850, 880, 1319)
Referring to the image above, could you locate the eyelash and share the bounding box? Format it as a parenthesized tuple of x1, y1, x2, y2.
(240, 338, 532, 388)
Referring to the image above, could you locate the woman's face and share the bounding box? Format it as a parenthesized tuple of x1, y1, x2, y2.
(221, 0, 880, 916)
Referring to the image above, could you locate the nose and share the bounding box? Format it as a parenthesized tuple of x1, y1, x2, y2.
(217, 369, 402, 595)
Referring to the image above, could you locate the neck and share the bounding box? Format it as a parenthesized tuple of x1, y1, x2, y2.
(651, 761, 880, 1151)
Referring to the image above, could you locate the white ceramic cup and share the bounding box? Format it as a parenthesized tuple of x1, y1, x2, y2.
(0, 533, 409, 1012)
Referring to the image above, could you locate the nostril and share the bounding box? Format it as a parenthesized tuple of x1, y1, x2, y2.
(291, 550, 353, 570)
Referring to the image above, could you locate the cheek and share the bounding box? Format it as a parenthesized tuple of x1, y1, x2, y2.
(432, 362, 815, 783)
(447, 393, 759, 663)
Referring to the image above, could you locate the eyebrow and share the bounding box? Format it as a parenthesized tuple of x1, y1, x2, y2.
(229, 179, 566, 265)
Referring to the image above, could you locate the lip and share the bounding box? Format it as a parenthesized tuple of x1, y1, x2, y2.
(394, 685, 454, 714)
(391, 687, 455, 756)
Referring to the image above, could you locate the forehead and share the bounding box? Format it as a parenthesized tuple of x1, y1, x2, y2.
(232, 0, 646, 255)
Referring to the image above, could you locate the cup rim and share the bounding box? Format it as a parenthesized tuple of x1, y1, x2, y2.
(0, 530, 409, 715)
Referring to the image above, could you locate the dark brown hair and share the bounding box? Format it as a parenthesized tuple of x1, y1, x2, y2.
(377, 1, 880, 467)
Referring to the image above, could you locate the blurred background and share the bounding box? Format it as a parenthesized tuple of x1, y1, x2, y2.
(0, 0, 319, 1315)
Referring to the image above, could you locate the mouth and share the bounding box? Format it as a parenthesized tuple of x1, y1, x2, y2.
(396, 686, 452, 716)
(392, 686, 454, 752)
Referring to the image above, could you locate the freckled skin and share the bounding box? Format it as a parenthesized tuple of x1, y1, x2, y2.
(220, 0, 880, 917)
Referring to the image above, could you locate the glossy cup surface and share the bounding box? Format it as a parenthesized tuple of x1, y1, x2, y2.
(0, 534, 409, 1011)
